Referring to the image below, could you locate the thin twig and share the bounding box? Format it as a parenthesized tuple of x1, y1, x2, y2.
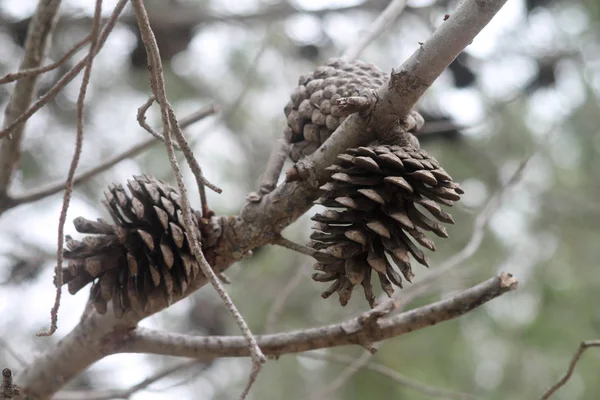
(308, 350, 373, 400)
(130, 3, 265, 399)
(342, 0, 410, 61)
(37, 0, 103, 338)
(0, 34, 91, 85)
(136, 95, 222, 215)
(264, 266, 306, 333)
(167, 107, 222, 216)
(302, 352, 478, 400)
(137, 96, 178, 145)
(4, 104, 217, 210)
(539, 340, 600, 400)
(273, 236, 319, 258)
(53, 360, 202, 400)
(0, 0, 129, 140)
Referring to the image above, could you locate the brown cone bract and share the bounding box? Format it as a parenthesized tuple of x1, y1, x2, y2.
(60, 175, 203, 318)
(310, 145, 463, 307)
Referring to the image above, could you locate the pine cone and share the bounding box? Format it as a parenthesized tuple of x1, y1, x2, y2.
(284, 58, 389, 162)
(310, 145, 463, 307)
(59, 175, 203, 318)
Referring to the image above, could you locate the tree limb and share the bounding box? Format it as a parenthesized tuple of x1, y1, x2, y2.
(539, 340, 600, 400)
(118, 274, 517, 358)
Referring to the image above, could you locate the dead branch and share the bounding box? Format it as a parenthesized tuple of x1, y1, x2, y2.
(118, 274, 517, 358)
(0, 0, 128, 141)
(539, 340, 600, 400)
(37, 0, 104, 338)
(130, 2, 264, 398)
(0, 34, 91, 85)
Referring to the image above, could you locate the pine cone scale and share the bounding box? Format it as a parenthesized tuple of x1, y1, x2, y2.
(310, 145, 462, 307)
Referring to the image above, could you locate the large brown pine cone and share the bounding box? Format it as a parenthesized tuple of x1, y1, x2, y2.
(59, 175, 204, 318)
(310, 145, 463, 307)
(285, 58, 423, 162)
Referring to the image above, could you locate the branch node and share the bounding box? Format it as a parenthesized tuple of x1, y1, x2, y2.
(358, 299, 398, 327)
(336, 95, 372, 114)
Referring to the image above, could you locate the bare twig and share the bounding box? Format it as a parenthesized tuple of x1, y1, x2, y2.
(119, 274, 518, 358)
(303, 352, 478, 400)
(272, 236, 320, 258)
(342, 0, 410, 61)
(539, 340, 600, 400)
(38, 0, 104, 338)
(0, 34, 91, 85)
(3, 104, 217, 211)
(137, 96, 180, 147)
(0, 0, 129, 140)
(1, 369, 20, 400)
(131, 2, 264, 399)
(53, 360, 202, 400)
(308, 350, 373, 400)
(0, 0, 61, 196)
(264, 266, 306, 333)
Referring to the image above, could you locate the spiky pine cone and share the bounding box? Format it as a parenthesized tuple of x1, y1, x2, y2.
(59, 175, 204, 318)
(284, 58, 424, 162)
(310, 145, 464, 307)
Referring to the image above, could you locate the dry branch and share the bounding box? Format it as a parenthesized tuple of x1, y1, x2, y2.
(118, 274, 517, 358)
(130, 1, 265, 397)
(38, 0, 104, 338)
(539, 340, 600, 400)
(14, 0, 511, 397)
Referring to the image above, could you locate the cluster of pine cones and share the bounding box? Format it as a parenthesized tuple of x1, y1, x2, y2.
(59, 58, 462, 316)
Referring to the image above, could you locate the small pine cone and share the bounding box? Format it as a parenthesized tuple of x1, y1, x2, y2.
(310, 145, 463, 307)
(59, 175, 204, 318)
(284, 58, 389, 162)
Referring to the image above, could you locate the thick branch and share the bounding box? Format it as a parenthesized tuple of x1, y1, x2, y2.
(118, 274, 517, 358)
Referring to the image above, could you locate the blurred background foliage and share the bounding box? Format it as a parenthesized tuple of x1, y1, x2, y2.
(0, 0, 599, 399)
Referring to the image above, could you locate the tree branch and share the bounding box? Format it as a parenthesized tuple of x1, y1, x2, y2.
(539, 340, 600, 400)
(118, 274, 517, 358)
